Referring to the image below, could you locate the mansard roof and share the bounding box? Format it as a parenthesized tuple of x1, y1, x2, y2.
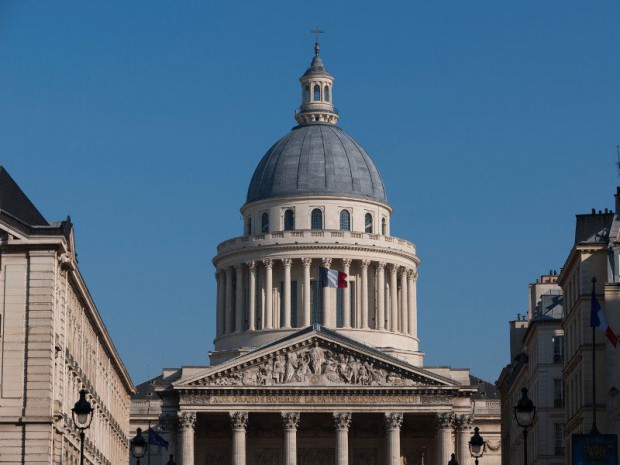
(0, 166, 49, 226)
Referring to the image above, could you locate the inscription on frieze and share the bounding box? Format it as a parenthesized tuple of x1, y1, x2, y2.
(181, 393, 452, 405)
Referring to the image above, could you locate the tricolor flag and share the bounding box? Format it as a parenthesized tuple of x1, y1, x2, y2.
(319, 267, 348, 288)
(591, 289, 618, 348)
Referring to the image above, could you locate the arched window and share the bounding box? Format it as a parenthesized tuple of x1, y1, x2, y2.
(304, 86, 310, 103)
(313, 84, 321, 101)
(284, 209, 295, 231)
(311, 208, 323, 230)
(324, 85, 330, 102)
(246, 217, 252, 235)
(340, 210, 351, 231)
(365, 213, 373, 233)
(381, 217, 387, 235)
(261, 212, 269, 233)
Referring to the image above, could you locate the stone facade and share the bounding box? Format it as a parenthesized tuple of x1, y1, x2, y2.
(0, 167, 134, 465)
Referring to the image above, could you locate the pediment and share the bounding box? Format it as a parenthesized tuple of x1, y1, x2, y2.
(178, 328, 458, 390)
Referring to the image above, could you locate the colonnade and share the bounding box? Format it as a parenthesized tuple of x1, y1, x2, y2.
(215, 257, 418, 337)
(176, 411, 473, 465)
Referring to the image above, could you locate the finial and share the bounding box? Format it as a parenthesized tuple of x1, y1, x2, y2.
(310, 26, 324, 56)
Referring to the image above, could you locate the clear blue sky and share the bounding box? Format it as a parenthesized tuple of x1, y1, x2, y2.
(1, 1, 619, 385)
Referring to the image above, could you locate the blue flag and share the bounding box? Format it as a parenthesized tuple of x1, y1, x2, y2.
(148, 428, 169, 450)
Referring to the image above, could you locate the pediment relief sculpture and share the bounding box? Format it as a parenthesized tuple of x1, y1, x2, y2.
(189, 339, 442, 388)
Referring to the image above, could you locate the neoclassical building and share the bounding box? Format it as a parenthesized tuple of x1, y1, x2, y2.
(132, 43, 501, 465)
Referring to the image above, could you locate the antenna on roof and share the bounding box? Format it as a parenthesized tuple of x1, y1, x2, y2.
(616, 145, 620, 177)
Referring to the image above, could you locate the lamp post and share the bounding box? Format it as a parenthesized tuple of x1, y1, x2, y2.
(513, 387, 536, 465)
(468, 427, 485, 465)
(166, 454, 176, 465)
(448, 452, 459, 465)
(131, 428, 147, 465)
(71, 389, 94, 465)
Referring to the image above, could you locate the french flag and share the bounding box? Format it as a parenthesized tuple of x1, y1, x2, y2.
(591, 290, 618, 348)
(319, 267, 348, 288)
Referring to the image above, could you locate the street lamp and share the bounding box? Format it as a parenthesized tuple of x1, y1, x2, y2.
(448, 452, 459, 465)
(514, 387, 536, 465)
(166, 454, 177, 465)
(71, 389, 93, 465)
(469, 427, 485, 465)
(130, 428, 147, 465)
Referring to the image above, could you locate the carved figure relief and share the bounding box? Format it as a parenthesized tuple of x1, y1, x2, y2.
(191, 338, 432, 388)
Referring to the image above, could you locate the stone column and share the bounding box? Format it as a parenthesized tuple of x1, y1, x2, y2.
(225, 267, 234, 334)
(263, 259, 273, 329)
(282, 258, 292, 328)
(282, 412, 300, 465)
(178, 411, 196, 465)
(407, 270, 416, 336)
(342, 259, 352, 328)
(235, 264, 244, 332)
(361, 260, 370, 329)
(322, 258, 332, 326)
(333, 412, 352, 465)
(230, 412, 248, 465)
(456, 415, 473, 465)
(247, 261, 256, 331)
(376, 262, 386, 330)
(384, 412, 403, 465)
(302, 258, 312, 326)
(389, 265, 398, 332)
(400, 268, 408, 334)
(216, 270, 224, 336)
(436, 413, 453, 465)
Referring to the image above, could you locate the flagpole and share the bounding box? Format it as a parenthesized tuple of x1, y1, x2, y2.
(591, 277, 599, 434)
(148, 419, 152, 465)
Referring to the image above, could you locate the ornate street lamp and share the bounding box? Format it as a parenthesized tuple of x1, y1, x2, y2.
(469, 427, 485, 465)
(130, 428, 147, 465)
(166, 454, 177, 465)
(513, 387, 536, 465)
(71, 389, 93, 465)
(448, 452, 459, 465)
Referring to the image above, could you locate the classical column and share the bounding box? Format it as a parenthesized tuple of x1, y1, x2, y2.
(400, 268, 408, 334)
(235, 264, 244, 332)
(456, 415, 473, 465)
(282, 258, 292, 328)
(302, 258, 312, 326)
(282, 412, 300, 465)
(263, 259, 273, 329)
(333, 412, 352, 465)
(361, 260, 370, 329)
(178, 411, 196, 465)
(389, 265, 398, 332)
(322, 258, 332, 326)
(230, 412, 248, 465)
(342, 259, 352, 328)
(225, 267, 234, 334)
(247, 262, 256, 331)
(384, 412, 403, 465)
(408, 271, 417, 337)
(216, 270, 224, 336)
(436, 413, 453, 465)
(376, 262, 386, 330)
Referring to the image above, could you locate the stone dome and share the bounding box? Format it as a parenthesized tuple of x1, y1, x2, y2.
(246, 123, 388, 205)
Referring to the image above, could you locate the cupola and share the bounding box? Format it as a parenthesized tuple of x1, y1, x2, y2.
(294, 40, 339, 125)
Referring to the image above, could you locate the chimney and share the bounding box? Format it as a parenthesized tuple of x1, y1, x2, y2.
(615, 187, 620, 214)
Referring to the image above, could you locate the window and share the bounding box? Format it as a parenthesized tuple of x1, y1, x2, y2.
(554, 423, 564, 456)
(381, 217, 387, 235)
(314, 84, 321, 101)
(553, 378, 564, 408)
(261, 212, 269, 233)
(245, 217, 252, 235)
(340, 210, 350, 231)
(365, 213, 373, 233)
(553, 336, 564, 363)
(284, 209, 295, 231)
(311, 208, 323, 230)
(304, 86, 310, 103)
(324, 85, 330, 102)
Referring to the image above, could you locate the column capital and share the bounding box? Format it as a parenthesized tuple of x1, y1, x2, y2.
(333, 412, 352, 431)
(435, 412, 453, 429)
(322, 258, 332, 268)
(178, 411, 197, 431)
(235, 263, 243, 271)
(408, 270, 418, 282)
(377, 261, 386, 271)
(246, 260, 256, 270)
(360, 259, 371, 269)
(262, 258, 273, 270)
(302, 257, 312, 268)
(388, 263, 398, 274)
(230, 411, 249, 431)
(399, 266, 408, 276)
(341, 258, 352, 268)
(282, 258, 293, 268)
(456, 414, 473, 430)
(384, 412, 403, 431)
(281, 411, 300, 431)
